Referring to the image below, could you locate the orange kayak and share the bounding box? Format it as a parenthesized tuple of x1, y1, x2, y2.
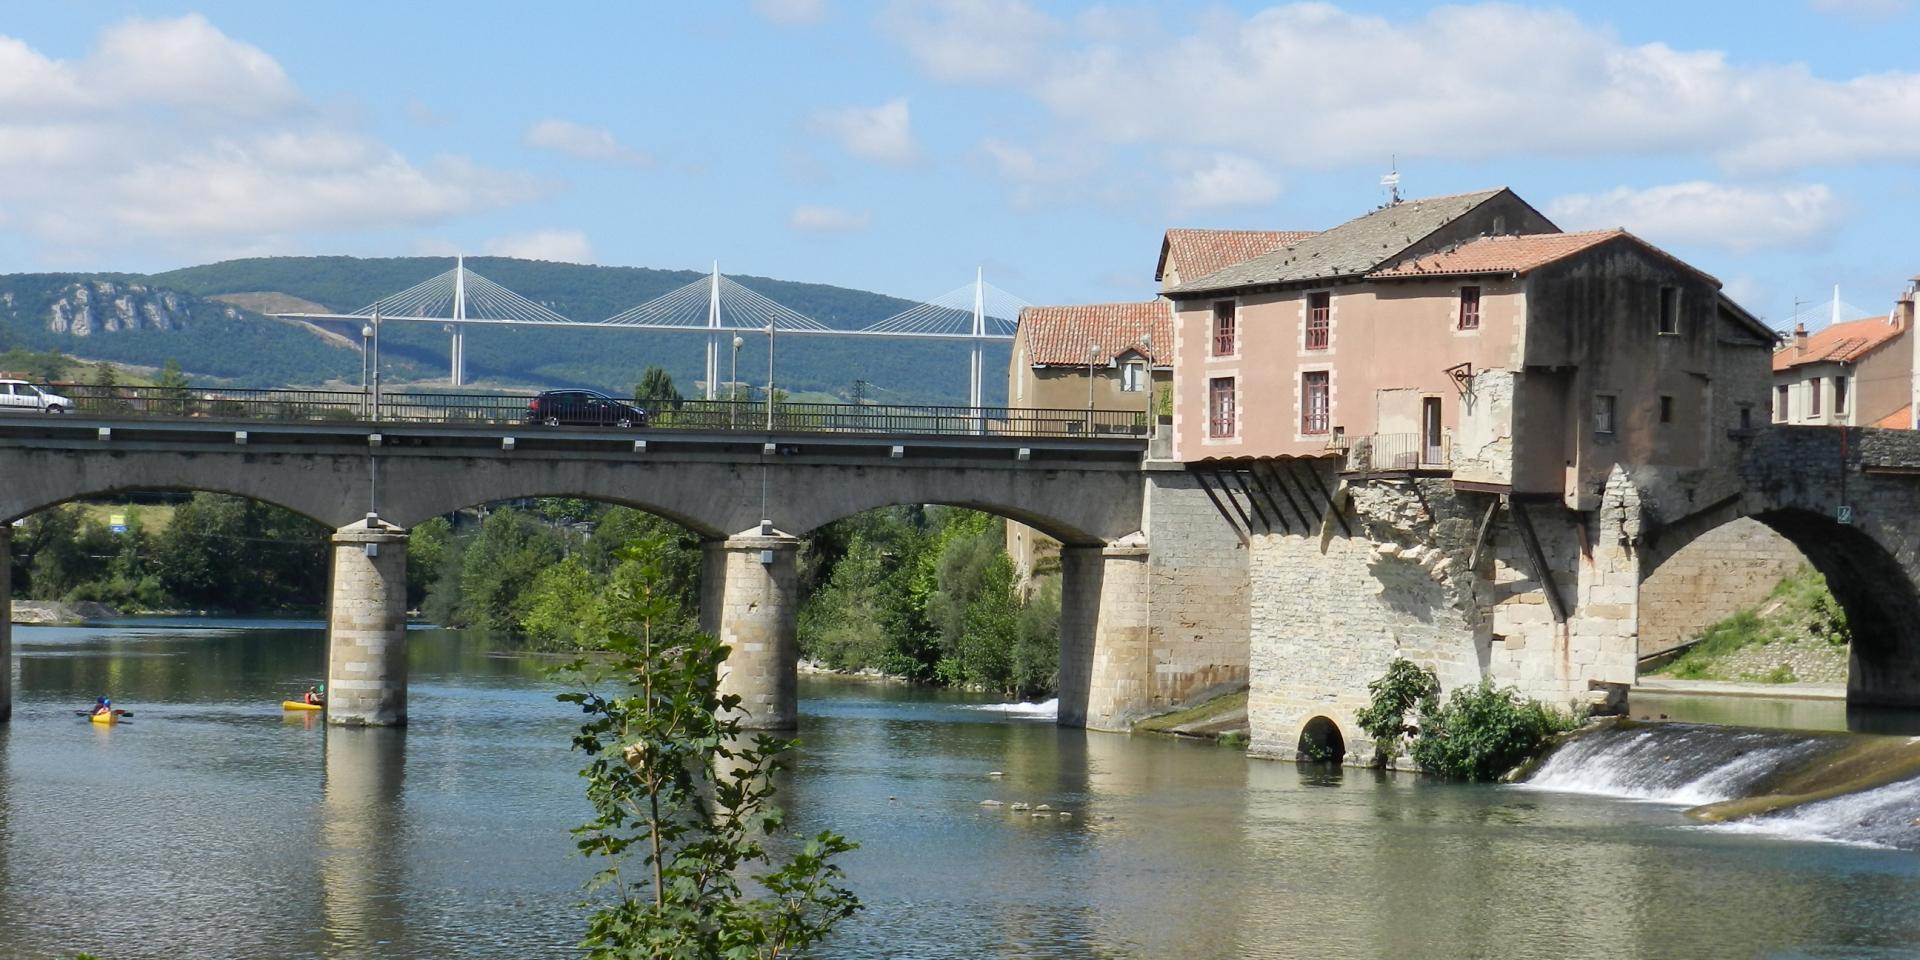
(282, 701, 324, 712)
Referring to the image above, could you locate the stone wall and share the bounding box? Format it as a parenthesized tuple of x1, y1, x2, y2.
(1247, 464, 1648, 765)
(326, 524, 410, 726)
(1142, 467, 1250, 708)
(1637, 517, 1805, 658)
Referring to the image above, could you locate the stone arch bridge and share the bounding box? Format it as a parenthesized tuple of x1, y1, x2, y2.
(0, 414, 1157, 730)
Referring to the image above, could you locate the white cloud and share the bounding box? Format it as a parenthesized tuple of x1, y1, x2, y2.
(1809, 0, 1909, 19)
(1548, 182, 1842, 253)
(889, 2, 1920, 176)
(809, 97, 920, 165)
(0, 15, 538, 264)
(523, 118, 651, 167)
(878, 0, 1059, 83)
(755, 0, 828, 25)
(483, 229, 594, 263)
(1168, 154, 1281, 211)
(788, 205, 871, 233)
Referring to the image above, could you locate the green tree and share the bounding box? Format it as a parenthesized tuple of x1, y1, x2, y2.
(454, 508, 568, 631)
(407, 516, 453, 610)
(635, 366, 682, 404)
(558, 539, 860, 957)
(156, 358, 190, 390)
(90, 361, 116, 388)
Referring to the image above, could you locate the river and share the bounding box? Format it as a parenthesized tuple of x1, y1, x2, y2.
(2, 620, 1918, 959)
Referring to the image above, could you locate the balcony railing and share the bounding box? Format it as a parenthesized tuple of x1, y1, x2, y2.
(1348, 432, 1450, 473)
(35, 384, 1149, 439)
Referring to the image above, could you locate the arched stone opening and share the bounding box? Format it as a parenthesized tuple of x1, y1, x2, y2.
(1641, 503, 1920, 706)
(1297, 715, 1346, 765)
(1636, 516, 1811, 665)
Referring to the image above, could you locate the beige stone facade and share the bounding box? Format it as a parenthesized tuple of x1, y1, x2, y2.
(706, 536, 801, 730)
(326, 523, 410, 726)
(1637, 517, 1806, 658)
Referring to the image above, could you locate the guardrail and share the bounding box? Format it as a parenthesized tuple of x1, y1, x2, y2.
(39, 384, 1148, 439)
(1349, 432, 1449, 472)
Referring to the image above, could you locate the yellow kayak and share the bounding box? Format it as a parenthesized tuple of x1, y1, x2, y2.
(90, 711, 118, 725)
(282, 700, 324, 712)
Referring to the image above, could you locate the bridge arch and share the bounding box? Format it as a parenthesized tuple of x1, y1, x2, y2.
(0, 449, 359, 528)
(1641, 501, 1920, 707)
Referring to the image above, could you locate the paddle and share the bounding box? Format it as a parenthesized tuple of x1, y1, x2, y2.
(73, 709, 133, 718)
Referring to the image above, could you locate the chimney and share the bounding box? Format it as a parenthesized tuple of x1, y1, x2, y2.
(1901, 276, 1920, 330)
(1793, 322, 1808, 356)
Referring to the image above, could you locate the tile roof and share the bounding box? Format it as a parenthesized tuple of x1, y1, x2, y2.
(1369, 230, 1627, 278)
(1157, 229, 1318, 282)
(1018, 301, 1172, 367)
(1871, 404, 1913, 430)
(1168, 188, 1511, 295)
(1773, 315, 1906, 372)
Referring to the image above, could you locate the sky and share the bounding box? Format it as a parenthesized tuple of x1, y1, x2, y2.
(1, 0, 1917, 328)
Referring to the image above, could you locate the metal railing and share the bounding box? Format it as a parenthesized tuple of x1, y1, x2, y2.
(1349, 432, 1450, 472)
(36, 384, 1148, 439)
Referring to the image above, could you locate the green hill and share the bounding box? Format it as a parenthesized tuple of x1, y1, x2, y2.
(0, 256, 1013, 404)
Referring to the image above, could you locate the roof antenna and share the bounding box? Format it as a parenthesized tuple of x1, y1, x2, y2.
(1380, 156, 1403, 207)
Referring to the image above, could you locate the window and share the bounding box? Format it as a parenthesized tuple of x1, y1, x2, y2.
(1834, 375, 1849, 416)
(1302, 371, 1330, 435)
(1212, 301, 1236, 356)
(1306, 292, 1331, 350)
(1658, 286, 1680, 334)
(1660, 395, 1674, 423)
(1776, 384, 1790, 422)
(1121, 360, 1146, 392)
(1208, 377, 1235, 438)
(1594, 394, 1617, 435)
(1740, 405, 1753, 431)
(1458, 286, 1481, 330)
(1809, 377, 1822, 417)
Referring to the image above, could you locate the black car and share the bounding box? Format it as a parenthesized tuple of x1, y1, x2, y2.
(525, 390, 648, 428)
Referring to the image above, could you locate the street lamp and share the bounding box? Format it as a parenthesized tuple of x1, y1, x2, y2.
(370, 310, 382, 422)
(360, 324, 373, 418)
(766, 322, 777, 432)
(730, 335, 744, 428)
(1086, 339, 1100, 411)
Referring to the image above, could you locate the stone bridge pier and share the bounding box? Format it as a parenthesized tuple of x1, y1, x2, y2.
(2, 525, 11, 724)
(327, 520, 410, 726)
(702, 533, 802, 730)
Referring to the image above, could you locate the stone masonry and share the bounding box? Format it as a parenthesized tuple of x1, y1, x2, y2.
(706, 535, 801, 730)
(1057, 543, 1153, 730)
(1, 525, 10, 723)
(1141, 467, 1250, 709)
(1637, 517, 1804, 658)
(326, 522, 409, 726)
(1247, 462, 1649, 764)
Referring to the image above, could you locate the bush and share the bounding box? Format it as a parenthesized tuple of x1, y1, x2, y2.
(1408, 681, 1580, 782)
(1353, 658, 1440, 765)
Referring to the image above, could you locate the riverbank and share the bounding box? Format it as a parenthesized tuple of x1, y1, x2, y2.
(7, 600, 119, 625)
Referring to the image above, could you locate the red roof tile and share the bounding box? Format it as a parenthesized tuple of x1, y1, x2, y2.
(1773, 315, 1905, 372)
(1871, 404, 1913, 429)
(1369, 230, 1626, 278)
(1018, 301, 1172, 367)
(1157, 228, 1317, 282)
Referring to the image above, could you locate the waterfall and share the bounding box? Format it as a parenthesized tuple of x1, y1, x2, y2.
(1520, 722, 1835, 806)
(1720, 773, 1920, 850)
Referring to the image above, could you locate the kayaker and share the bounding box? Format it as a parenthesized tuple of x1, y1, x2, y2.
(91, 696, 113, 717)
(303, 685, 324, 707)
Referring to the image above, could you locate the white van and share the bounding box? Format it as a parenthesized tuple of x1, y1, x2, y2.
(0, 379, 71, 413)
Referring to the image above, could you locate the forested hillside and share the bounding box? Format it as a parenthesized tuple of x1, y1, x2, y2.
(0, 256, 1015, 403)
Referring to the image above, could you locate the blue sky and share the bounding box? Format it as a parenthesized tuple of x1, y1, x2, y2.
(1, 1, 1917, 327)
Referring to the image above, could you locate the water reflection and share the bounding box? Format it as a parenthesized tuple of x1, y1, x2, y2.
(322, 728, 407, 958)
(1634, 691, 1920, 736)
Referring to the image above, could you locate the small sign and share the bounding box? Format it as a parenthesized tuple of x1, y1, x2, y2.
(1837, 505, 1854, 525)
(109, 512, 127, 535)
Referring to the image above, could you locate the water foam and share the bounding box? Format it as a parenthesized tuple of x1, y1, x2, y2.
(965, 698, 1058, 719)
(1521, 723, 1831, 806)
(1714, 775, 1920, 851)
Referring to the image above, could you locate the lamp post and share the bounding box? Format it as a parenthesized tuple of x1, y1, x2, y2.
(370, 310, 382, 422)
(360, 324, 373, 418)
(766, 321, 777, 433)
(730, 335, 744, 428)
(1086, 338, 1100, 434)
